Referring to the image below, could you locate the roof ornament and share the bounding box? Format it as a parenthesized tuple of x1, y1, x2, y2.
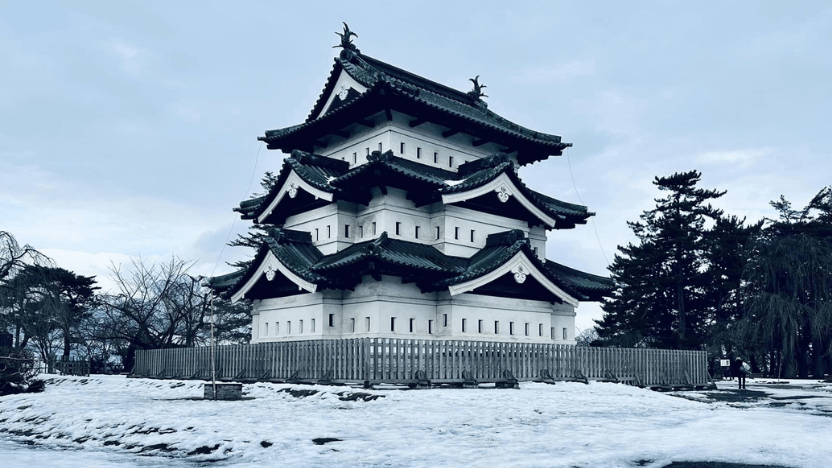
(467, 75, 488, 100)
(334, 22, 360, 56)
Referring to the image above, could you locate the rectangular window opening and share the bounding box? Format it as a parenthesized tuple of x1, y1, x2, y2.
(454, 227, 459, 240)
(275, 322, 279, 335)
(353, 152, 357, 164)
(378, 142, 382, 152)
(345, 225, 350, 238)
(478, 320, 483, 334)
(391, 317, 396, 332)
(428, 320, 434, 334)
(395, 222, 401, 236)
(462, 318, 467, 333)
(365, 317, 371, 332)
(449, 156, 454, 167)
(551, 327, 555, 340)
(264, 322, 269, 336)
(311, 319, 315, 333)
(350, 318, 356, 333)
(372, 222, 377, 235)
(470, 230, 475, 243)
(299, 320, 304, 333)
(414, 226, 420, 239)
(359, 225, 364, 238)
(366, 147, 370, 156)
(510, 322, 515, 336)
(435, 226, 440, 240)
(434, 152, 438, 163)
(539, 324, 543, 336)
(315, 228, 319, 241)
(409, 318, 414, 333)
(327, 225, 331, 238)
(563, 328, 568, 340)
(495, 321, 500, 334)
(417, 147, 421, 159)
(525, 323, 529, 336)
(329, 314, 334, 327)
(400, 142, 405, 153)
(287, 321, 292, 334)
(443, 314, 448, 327)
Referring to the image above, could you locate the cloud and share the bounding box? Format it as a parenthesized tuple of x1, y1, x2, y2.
(513, 59, 595, 84)
(694, 148, 772, 168)
(106, 40, 148, 74)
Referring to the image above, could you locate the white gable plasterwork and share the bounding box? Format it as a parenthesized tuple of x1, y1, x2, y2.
(256, 170, 334, 224)
(440, 172, 557, 228)
(317, 70, 368, 118)
(230, 251, 317, 303)
(446, 251, 579, 308)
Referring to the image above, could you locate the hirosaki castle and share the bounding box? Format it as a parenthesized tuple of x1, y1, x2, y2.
(211, 25, 613, 345)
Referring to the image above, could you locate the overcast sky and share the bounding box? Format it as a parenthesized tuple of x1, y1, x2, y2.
(2, 1, 831, 331)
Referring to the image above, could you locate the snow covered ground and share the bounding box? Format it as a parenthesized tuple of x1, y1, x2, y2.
(1, 375, 831, 468)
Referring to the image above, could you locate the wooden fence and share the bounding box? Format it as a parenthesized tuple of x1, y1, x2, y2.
(55, 359, 90, 377)
(132, 339, 710, 388)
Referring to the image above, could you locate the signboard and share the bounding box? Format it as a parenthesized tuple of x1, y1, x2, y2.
(720, 359, 730, 367)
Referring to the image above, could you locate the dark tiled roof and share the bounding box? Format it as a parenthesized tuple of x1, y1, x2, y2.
(544, 260, 615, 301)
(240, 150, 592, 228)
(261, 51, 571, 160)
(311, 232, 466, 274)
(212, 228, 613, 303)
(235, 150, 350, 220)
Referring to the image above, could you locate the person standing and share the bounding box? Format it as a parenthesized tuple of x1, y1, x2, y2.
(732, 357, 747, 390)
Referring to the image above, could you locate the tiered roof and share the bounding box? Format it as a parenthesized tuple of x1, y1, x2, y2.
(240, 151, 593, 229)
(211, 228, 613, 304)
(259, 49, 571, 166)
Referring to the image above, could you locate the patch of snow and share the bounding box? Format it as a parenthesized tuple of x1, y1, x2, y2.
(1, 375, 831, 467)
(445, 179, 467, 186)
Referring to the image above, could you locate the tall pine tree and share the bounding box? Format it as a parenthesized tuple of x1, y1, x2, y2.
(597, 171, 725, 349)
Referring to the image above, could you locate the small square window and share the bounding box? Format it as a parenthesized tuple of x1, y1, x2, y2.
(435, 226, 440, 240)
(417, 147, 421, 159)
(329, 314, 334, 327)
(462, 318, 467, 333)
(415, 226, 420, 239)
(400, 142, 405, 153)
(395, 222, 401, 235)
(345, 225, 350, 238)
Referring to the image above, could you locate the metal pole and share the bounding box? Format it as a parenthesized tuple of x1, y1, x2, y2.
(210, 295, 217, 400)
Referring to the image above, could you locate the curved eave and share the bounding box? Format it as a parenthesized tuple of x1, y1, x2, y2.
(255, 169, 335, 224)
(260, 84, 570, 160)
(230, 251, 318, 303)
(441, 172, 558, 228)
(447, 251, 580, 308)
